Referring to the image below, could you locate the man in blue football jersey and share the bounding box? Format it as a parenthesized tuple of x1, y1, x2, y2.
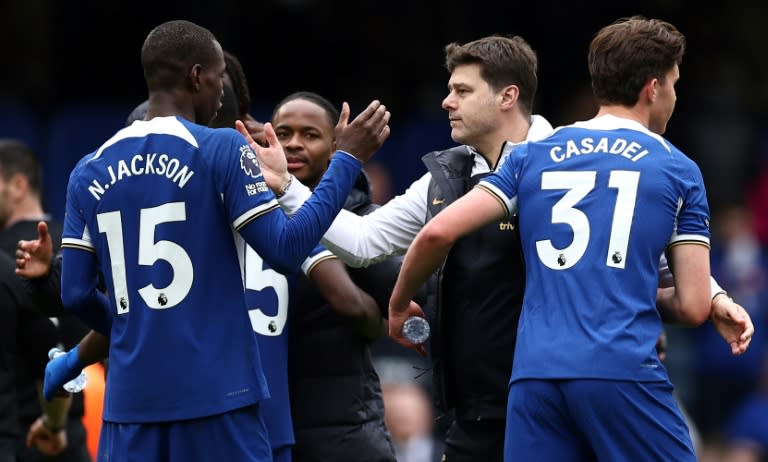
(387, 16, 753, 462)
(57, 19, 389, 462)
(19, 48, 389, 462)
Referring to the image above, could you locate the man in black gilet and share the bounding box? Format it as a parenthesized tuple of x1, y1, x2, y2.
(0, 139, 91, 462)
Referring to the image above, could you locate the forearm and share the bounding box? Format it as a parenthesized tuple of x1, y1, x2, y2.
(78, 330, 110, 365)
(309, 258, 383, 341)
(241, 153, 362, 274)
(23, 256, 66, 317)
(279, 180, 392, 268)
(320, 209, 404, 268)
(61, 249, 112, 336)
(335, 290, 384, 342)
(657, 287, 686, 324)
(390, 231, 452, 312)
(61, 286, 112, 336)
(36, 383, 71, 430)
(276, 177, 312, 215)
(322, 175, 429, 267)
(281, 173, 429, 268)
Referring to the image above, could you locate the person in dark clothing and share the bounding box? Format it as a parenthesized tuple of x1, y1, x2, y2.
(0, 139, 91, 462)
(269, 92, 397, 462)
(0, 251, 72, 462)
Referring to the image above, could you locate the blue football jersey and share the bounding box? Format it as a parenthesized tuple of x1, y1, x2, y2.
(236, 236, 334, 451)
(480, 115, 710, 383)
(61, 116, 358, 423)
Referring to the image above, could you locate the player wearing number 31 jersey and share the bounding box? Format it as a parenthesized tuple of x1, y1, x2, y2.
(388, 16, 752, 462)
(484, 114, 709, 384)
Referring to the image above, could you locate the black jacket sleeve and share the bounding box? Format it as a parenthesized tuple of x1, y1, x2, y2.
(21, 252, 66, 317)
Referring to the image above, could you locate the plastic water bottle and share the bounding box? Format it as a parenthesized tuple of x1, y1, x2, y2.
(47, 348, 87, 393)
(402, 316, 430, 344)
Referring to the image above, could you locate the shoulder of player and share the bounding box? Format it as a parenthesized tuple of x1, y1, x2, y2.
(193, 125, 251, 158)
(67, 152, 98, 183)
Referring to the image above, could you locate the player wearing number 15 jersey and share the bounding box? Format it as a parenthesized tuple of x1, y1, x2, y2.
(389, 16, 750, 462)
(58, 20, 389, 462)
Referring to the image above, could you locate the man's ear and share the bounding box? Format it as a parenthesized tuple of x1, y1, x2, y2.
(499, 84, 520, 110)
(644, 78, 658, 104)
(9, 173, 28, 201)
(188, 64, 203, 91)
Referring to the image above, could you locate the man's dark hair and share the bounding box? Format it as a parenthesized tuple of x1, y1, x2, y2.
(444, 35, 538, 116)
(223, 51, 252, 118)
(272, 91, 339, 129)
(0, 139, 42, 196)
(141, 20, 219, 92)
(209, 84, 239, 129)
(589, 16, 686, 106)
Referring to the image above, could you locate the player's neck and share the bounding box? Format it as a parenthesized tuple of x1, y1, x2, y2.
(476, 117, 531, 166)
(595, 105, 649, 129)
(145, 93, 193, 123)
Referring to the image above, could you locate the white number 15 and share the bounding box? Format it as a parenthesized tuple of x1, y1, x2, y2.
(97, 202, 194, 313)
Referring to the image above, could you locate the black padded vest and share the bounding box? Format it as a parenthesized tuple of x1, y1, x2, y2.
(422, 146, 526, 421)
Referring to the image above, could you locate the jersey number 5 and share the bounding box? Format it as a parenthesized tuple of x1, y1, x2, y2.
(242, 247, 289, 336)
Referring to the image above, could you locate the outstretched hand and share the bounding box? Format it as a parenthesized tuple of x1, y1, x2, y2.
(236, 120, 290, 193)
(710, 294, 754, 355)
(335, 100, 391, 163)
(388, 300, 428, 358)
(15, 221, 54, 279)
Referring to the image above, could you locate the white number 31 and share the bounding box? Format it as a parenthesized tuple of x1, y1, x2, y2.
(535, 170, 639, 270)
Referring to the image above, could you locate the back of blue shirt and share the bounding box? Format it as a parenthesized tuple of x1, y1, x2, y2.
(62, 116, 274, 422)
(237, 236, 333, 451)
(480, 115, 710, 383)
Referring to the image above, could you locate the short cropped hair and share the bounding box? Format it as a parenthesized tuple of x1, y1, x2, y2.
(272, 91, 339, 130)
(589, 16, 686, 106)
(141, 20, 220, 92)
(444, 35, 538, 116)
(223, 51, 252, 119)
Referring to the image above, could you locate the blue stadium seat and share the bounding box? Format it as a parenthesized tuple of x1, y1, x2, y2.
(0, 103, 44, 156)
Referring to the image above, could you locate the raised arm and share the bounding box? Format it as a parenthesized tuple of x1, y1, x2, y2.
(389, 187, 506, 354)
(15, 222, 68, 317)
(237, 107, 422, 269)
(236, 102, 391, 274)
